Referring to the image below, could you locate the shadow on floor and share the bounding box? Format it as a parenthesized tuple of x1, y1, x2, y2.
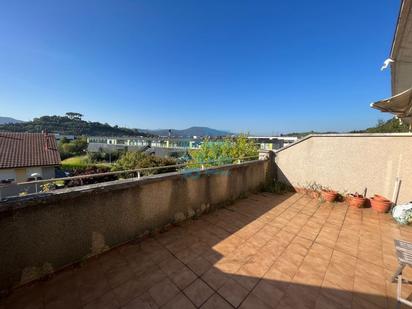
(1, 192, 411, 309)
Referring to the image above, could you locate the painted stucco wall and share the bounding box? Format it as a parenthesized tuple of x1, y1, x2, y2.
(0, 166, 55, 183)
(0, 159, 269, 291)
(275, 134, 412, 203)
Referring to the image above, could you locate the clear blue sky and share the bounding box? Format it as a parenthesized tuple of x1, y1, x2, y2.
(0, 0, 400, 135)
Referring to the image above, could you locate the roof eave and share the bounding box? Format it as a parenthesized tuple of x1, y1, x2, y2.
(391, 0, 412, 95)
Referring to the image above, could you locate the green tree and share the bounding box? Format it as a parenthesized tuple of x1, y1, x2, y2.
(366, 117, 409, 133)
(189, 134, 258, 167)
(113, 152, 177, 174)
(58, 137, 88, 159)
(65, 112, 83, 120)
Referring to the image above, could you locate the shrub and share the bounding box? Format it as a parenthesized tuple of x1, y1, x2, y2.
(189, 134, 258, 167)
(113, 152, 177, 175)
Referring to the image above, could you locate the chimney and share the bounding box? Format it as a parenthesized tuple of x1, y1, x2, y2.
(44, 131, 50, 150)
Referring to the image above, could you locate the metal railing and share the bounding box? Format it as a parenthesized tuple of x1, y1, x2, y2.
(0, 155, 262, 200)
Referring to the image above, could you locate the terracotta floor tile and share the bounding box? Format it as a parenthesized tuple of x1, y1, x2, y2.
(234, 267, 261, 291)
(113, 277, 147, 306)
(351, 295, 384, 309)
(130, 256, 157, 276)
(187, 255, 212, 276)
(122, 296, 157, 309)
(320, 282, 352, 309)
(175, 247, 200, 265)
(184, 279, 214, 307)
(105, 262, 136, 288)
(148, 278, 179, 307)
(218, 278, 249, 308)
(136, 292, 159, 308)
(271, 257, 299, 278)
(170, 266, 197, 290)
(214, 258, 243, 274)
(200, 293, 233, 309)
(163, 293, 196, 309)
(83, 291, 119, 309)
(202, 267, 229, 291)
(294, 268, 324, 286)
(239, 293, 272, 309)
(240, 259, 270, 278)
(308, 243, 334, 261)
(43, 271, 79, 305)
(251, 280, 284, 308)
(77, 275, 112, 305)
(315, 294, 347, 309)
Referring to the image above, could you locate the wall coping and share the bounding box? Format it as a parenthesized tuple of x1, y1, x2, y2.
(0, 159, 264, 215)
(276, 133, 412, 153)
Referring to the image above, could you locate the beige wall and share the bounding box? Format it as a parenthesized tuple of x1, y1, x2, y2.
(275, 134, 412, 203)
(0, 166, 56, 183)
(0, 160, 269, 291)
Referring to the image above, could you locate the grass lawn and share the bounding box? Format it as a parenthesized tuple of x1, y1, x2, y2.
(61, 155, 112, 169)
(61, 155, 90, 165)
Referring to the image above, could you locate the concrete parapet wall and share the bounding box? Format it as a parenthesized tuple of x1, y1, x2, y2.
(0, 160, 269, 291)
(275, 134, 412, 202)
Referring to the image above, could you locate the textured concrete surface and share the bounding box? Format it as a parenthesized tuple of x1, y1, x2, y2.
(275, 134, 412, 203)
(0, 160, 269, 291)
(1, 193, 411, 309)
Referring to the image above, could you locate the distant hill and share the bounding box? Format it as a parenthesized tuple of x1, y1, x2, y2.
(142, 126, 233, 137)
(282, 131, 338, 138)
(351, 117, 409, 133)
(283, 117, 410, 138)
(0, 115, 152, 137)
(0, 117, 23, 125)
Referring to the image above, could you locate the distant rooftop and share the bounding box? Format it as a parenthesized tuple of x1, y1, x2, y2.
(0, 132, 61, 169)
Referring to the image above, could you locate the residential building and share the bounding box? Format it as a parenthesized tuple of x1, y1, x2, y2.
(0, 132, 61, 183)
(87, 136, 201, 154)
(248, 136, 298, 150)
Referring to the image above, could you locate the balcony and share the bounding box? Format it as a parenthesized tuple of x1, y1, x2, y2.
(1, 134, 412, 308)
(1, 192, 411, 308)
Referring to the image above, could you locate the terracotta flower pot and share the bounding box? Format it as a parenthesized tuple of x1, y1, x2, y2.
(347, 195, 366, 208)
(370, 197, 392, 213)
(374, 194, 390, 202)
(311, 190, 320, 199)
(321, 190, 338, 202)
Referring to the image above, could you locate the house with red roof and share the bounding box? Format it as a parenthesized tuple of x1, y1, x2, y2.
(0, 132, 61, 183)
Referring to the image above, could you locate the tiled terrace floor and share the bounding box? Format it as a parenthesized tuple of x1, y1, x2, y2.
(2, 193, 412, 309)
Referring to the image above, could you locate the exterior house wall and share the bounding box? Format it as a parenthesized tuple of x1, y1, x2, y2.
(0, 166, 56, 183)
(15, 169, 27, 182)
(0, 169, 17, 182)
(0, 159, 270, 291)
(41, 166, 56, 179)
(0, 166, 57, 199)
(275, 134, 412, 203)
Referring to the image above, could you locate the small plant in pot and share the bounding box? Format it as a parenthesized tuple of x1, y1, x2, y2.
(370, 194, 392, 213)
(321, 186, 338, 202)
(305, 182, 321, 199)
(310, 182, 322, 199)
(346, 193, 366, 208)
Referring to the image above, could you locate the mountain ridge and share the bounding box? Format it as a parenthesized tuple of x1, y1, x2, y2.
(0, 117, 23, 125)
(141, 126, 232, 137)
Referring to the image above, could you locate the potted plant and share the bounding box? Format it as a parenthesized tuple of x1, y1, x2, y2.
(347, 193, 366, 208)
(321, 187, 338, 202)
(305, 182, 321, 199)
(374, 194, 389, 201)
(370, 194, 392, 213)
(311, 182, 321, 199)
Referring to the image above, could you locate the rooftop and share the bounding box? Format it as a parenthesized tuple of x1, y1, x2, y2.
(0, 132, 61, 169)
(2, 192, 410, 309)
